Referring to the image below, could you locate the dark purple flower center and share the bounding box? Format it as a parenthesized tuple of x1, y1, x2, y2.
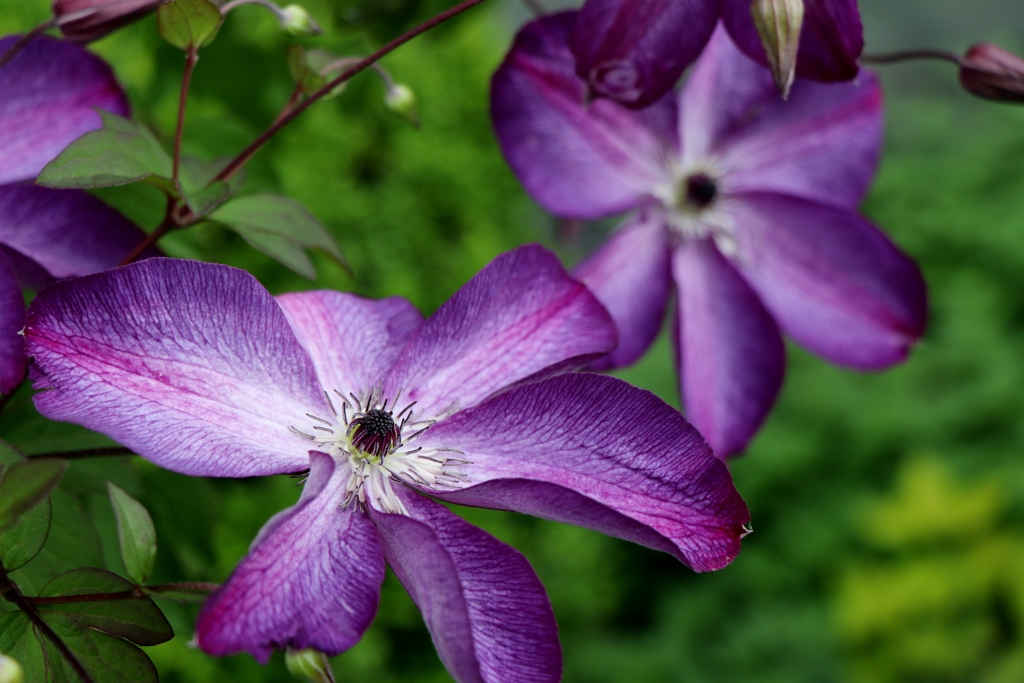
(684, 173, 718, 209)
(348, 408, 400, 458)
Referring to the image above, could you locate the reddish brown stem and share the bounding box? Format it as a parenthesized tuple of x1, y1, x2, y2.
(119, 195, 177, 266)
(23, 589, 141, 606)
(213, 0, 490, 184)
(173, 48, 200, 184)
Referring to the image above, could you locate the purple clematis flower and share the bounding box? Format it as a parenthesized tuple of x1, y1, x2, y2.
(0, 34, 151, 393)
(53, 0, 168, 43)
(492, 15, 927, 458)
(571, 0, 863, 107)
(24, 247, 749, 680)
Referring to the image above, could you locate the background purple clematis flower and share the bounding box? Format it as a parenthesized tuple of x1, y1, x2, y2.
(24, 246, 750, 681)
(0, 34, 150, 393)
(53, 0, 168, 43)
(492, 15, 927, 458)
(571, 0, 863, 107)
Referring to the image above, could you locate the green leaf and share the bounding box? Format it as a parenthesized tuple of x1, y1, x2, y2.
(0, 459, 67, 532)
(286, 45, 327, 96)
(0, 444, 51, 572)
(36, 113, 173, 191)
(105, 484, 156, 586)
(210, 195, 348, 279)
(45, 611, 158, 683)
(38, 569, 172, 647)
(0, 614, 45, 683)
(177, 156, 244, 218)
(157, 0, 223, 50)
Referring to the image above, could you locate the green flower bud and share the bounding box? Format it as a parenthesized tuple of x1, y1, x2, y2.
(385, 83, 420, 128)
(279, 4, 322, 36)
(751, 0, 804, 99)
(285, 648, 335, 683)
(0, 654, 23, 683)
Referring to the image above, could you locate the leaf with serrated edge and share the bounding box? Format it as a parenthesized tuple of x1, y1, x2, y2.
(158, 0, 223, 50)
(37, 112, 173, 191)
(0, 459, 67, 532)
(106, 484, 157, 586)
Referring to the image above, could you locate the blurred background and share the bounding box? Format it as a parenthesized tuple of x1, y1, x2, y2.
(2, 0, 1024, 680)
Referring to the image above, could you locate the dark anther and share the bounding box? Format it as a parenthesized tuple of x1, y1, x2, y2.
(685, 173, 718, 209)
(348, 408, 400, 458)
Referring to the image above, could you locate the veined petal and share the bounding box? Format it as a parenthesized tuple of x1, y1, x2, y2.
(491, 12, 676, 219)
(370, 492, 560, 683)
(26, 258, 330, 477)
(0, 186, 152, 279)
(726, 192, 927, 369)
(574, 212, 673, 370)
(672, 239, 785, 458)
(570, 0, 719, 108)
(385, 245, 617, 420)
(680, 26, 880, 208)
(418, 373, 749, 571)
(722, 0, 863, 83)
(0, 34, 129, 185)
(0, 254, 27, 394)
(197, 452, 385, 663)
(277, 292, 423, 399)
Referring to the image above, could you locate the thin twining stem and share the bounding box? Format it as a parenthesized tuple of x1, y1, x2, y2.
(21, 582, 220, 606)
(0, 561, 95, 683)
(861, 49, 962, 66)
(28, 446, 135, 460)
(173, 48, 200, 185)
(0, 19, 56, 71)
(212, 0, 491, 184)
(220, 0, 280, 14)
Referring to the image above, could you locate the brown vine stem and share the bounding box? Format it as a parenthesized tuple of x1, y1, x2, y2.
(173, 47, 200, 185)
(27, 446, 134, 460)
(0, 20, 56, 71)
(119, 194, 176, 266)
(0, 561, 95, 683)
(18, 582, 219, 606)
(212, 0, 491, 184)
(860, 48, 962, 66)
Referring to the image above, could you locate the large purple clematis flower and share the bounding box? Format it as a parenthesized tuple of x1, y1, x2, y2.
(571, 0, 863, 107)
(24, 247, 749, 680)
(492, 16, 927, 458)
(0, 35, 149, 393)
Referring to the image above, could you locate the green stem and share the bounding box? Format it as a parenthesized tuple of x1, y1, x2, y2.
(860, 48, 962, 66)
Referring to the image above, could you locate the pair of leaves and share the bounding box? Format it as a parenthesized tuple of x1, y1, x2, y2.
(0, 568, 173, 683)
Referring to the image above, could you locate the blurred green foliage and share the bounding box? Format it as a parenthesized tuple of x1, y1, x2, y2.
(2, 1, 1024, 681)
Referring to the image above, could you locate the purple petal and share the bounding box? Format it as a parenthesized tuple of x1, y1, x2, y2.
(0, 35, 129, 185)
(680, 27, 881, 208)
(491, 12, 675, 219)
(722, 0, 863, 83)
(0, 254, 27, 394)
(672, 238, 785, 458)
(0, 186, 151, 279)
(418, 373, 749, 571)
(385, 245, 617, 419)
(570, 0, 719, 108)
(26, 258, 330, 477)
(277, 292, 423, 399)
(574, 212, 672, 370)
(726, 193, 927, 369)
(370, 492, 560, 683)
(197, 452, 385, 663)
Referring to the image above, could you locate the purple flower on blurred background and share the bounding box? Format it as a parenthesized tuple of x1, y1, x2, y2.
(25, 247, 749, 681)
(0, 34, 152, 393)
(571, 0, 863, 107)
(492, 15, 927, 458)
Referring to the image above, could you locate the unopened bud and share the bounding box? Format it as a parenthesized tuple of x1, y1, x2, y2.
(279, 4, 322, 36)
(0, 654, 23, 683)
(751, 0, 804, 99)
(959, 43, 1024, 104)
(385, 83, 420, 128)
(285, 648, 335, 683)
(53, 0, 167, 42)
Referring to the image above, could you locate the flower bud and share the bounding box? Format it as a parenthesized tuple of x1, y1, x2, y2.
(750, 0, 804, 98)
(285, 648, 335, 683)
(0, 654, 23, 683)
(279, 4, 322, 37)
(53, 0, 167, 43)
(385, 83, 420, 128)
(959, 43, 1024, 104)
